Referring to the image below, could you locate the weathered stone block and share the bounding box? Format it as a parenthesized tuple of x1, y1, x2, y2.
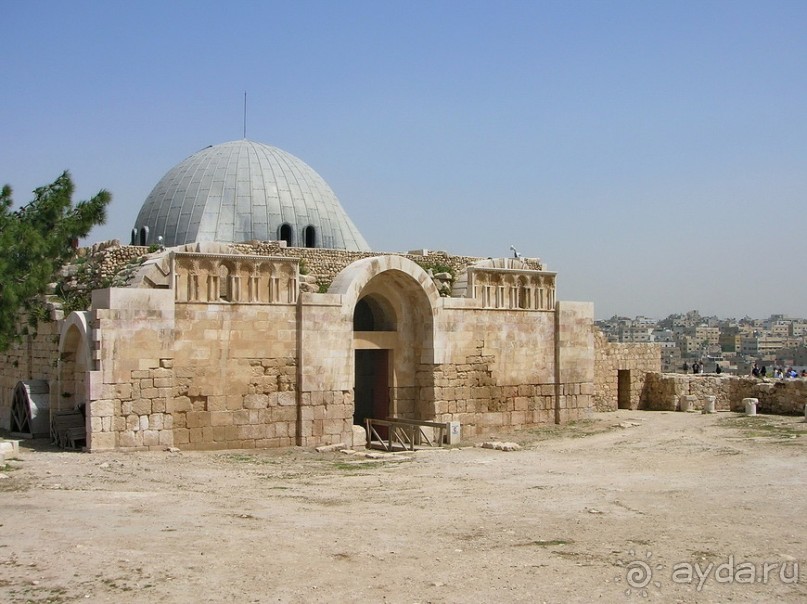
(243, 394, 267, 409)
(210, 412, 233, 426)
(132, 399, 152, 415)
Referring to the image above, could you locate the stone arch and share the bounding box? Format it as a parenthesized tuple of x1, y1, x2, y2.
(353, 294, 397, 331)
(303, 225, 317, 248)
(57, 312, 93, 413)
(330, 256, 441, 425)
(329, 255, 442, 312)
(278, 223, 293, 247)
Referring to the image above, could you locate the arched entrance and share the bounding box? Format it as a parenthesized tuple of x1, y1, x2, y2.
(329, 256, 441, 435)
(59, 322, 90, 412)
(353, 294, 396, 430)
(54, 312, 93, 449)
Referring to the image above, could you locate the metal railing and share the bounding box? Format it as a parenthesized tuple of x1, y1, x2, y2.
(365, 417, 448, 451)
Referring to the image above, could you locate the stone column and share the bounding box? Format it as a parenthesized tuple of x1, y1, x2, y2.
(744, 398, 758, 416)
(679, 395, 695, 412)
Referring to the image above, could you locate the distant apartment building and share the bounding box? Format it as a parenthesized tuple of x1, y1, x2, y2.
(769, 322, 791, 338)
(692, 325, 720, 347)
(739, 335, 800, 356)
(618, 326, 653, 342)
(790, 322, 807, 337)
(719, 327, 740, 353)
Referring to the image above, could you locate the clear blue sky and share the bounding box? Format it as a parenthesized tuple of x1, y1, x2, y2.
(3, 1, 806, 320)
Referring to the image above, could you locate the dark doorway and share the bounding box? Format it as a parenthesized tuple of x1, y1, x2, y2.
(279, 223, 293, 246)
(354, 350, 390, 432)
(617, 369, 631, 409)
(303, 225, 316, 248)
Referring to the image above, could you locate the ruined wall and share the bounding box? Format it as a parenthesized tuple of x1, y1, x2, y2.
(641, 373, 807, 414)
(593, 329, 661, 411)
(0, 315, 61, 429)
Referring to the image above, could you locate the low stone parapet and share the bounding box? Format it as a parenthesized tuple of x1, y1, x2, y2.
(641, 374, 807, 415)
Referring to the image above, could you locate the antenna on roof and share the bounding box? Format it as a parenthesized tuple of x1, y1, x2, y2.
(243, 91, 247, 139)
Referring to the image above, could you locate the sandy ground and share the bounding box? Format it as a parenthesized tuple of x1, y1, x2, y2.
(1, 409, 806, 604)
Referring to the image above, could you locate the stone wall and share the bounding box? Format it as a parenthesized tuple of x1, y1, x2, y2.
(171, 302, 301, 450)
(641, 373, 807, 415)
(1, 250, 596, 452)
(77, 240, 542, 297)
(421, 351, 557, 436)
(230, 242, 543, 291)
(0, 317, 61, 429)
(593, 329, 661, 411)
(87, 288, 176, 450)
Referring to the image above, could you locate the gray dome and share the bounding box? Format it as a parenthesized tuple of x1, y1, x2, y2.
(132, 140, 371, 251)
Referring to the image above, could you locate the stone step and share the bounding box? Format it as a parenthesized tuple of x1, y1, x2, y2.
(0, 439, 20, 463)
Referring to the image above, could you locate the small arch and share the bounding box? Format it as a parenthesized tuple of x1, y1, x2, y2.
(279, 223, 293, 247)
(139, 226, 149, 246)
(354, 294, 397, 331)
(303, 225, 317, 248)
(218, 264, 230, 301)
(57, 312, 93, 413)
(517, 276, 530, 309)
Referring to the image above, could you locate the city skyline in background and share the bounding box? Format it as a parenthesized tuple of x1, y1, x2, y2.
(3, 1, 806, 320)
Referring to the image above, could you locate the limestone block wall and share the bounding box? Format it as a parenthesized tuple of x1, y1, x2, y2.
(641, 373, 807, 414)
(593, 329, 661, 411)
(417, 300, 595, 438)
(0, 318, 61, 429)
(88, 288, 176, 450)
(423, 351, 557, 436)
(297, 293, 355, 448)
(753, 379, 807, 414)
(170, 303, 299, 450)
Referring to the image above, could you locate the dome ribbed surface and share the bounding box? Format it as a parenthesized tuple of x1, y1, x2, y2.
(133, 140, 371, 250)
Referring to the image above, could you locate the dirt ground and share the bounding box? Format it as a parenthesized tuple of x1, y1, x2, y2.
(1, 409, 805, 604)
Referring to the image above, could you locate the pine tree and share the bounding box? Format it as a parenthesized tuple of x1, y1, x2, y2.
(0, 172, 110, 351)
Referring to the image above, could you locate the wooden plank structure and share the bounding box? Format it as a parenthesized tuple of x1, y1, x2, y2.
(365, 417, 449, 451)
(10, 380, 50, 438)
(51, 410, 87, 450)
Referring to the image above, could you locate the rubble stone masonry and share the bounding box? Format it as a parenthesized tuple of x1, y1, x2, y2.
(641, 373, 807, 414)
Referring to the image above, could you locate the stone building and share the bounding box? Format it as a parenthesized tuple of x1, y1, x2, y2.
(0, 139, 638, 452)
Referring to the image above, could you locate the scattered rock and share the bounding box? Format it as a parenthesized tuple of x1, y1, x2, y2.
(165, 447, 181, 453)
(315, 443, 346, 453)
(613, 422, 642, 429)
(480, 441, 522, 451)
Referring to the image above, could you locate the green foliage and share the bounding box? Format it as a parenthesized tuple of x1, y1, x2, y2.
(298, 258, 309, 275)
(415, 260, 454, 278)
(0, 172, 110, 351)
(414, 260, 455, 296)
